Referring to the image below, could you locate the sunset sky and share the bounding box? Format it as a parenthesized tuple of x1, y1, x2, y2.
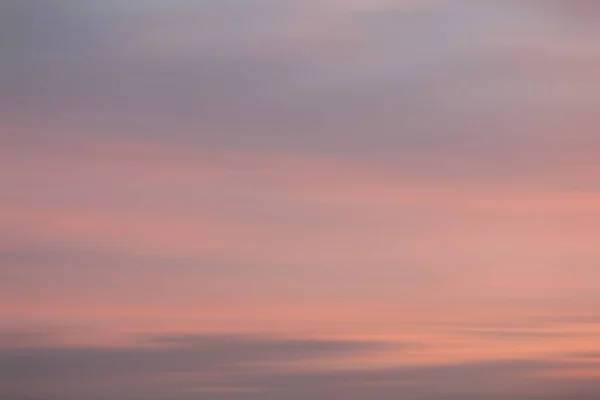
(3, 1, 600, 399)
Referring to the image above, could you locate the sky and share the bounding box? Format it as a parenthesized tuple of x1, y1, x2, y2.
(2, 0, 600, 398)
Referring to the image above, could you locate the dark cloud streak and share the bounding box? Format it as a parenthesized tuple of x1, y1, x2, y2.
(1, 332, 600, 400)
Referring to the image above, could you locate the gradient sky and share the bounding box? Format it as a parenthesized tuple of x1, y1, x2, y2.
(3, 1, 600, 399)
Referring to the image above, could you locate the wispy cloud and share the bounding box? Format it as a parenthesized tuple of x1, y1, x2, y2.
(2, 331, 600, 400)
(3, 1, 600, 398)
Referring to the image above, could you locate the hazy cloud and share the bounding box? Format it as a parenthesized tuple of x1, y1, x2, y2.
(1, 332, 599, 400)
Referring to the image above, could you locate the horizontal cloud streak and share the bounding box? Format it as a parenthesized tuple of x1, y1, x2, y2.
(2, 331, 600, 400)
(3, 1, 600, 398)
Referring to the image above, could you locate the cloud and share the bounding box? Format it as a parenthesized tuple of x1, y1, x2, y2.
(3, 3, 600, 397)
(452, 328, 576, 340)
(1, 331, 600, 400)
(4, 133, 600, 326)
(0, 333, 391, 400)
(3, 0, 599, 173)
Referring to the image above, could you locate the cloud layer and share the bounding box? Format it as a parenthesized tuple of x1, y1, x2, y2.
(2, 332, 600, 400)
(3, 1, 600, 398)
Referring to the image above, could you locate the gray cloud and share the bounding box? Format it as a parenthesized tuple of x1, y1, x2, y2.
(4, 0, 600, 182)
(1, 332, 599, 400)
(0, 333, 390, 400)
